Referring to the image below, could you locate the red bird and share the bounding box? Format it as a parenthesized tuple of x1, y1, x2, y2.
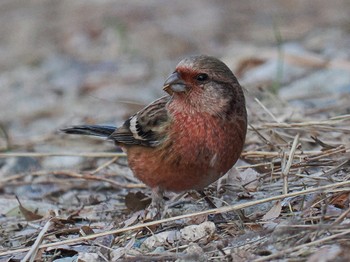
(63, 55, 247, 195)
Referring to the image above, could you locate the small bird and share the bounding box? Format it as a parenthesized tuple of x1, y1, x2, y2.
(63, 55, 247, 197)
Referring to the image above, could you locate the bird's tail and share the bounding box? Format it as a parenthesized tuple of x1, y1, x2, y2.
(61, 125, 116, 138)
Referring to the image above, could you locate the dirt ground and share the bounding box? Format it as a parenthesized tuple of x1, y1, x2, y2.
(1, 1, 350, 261)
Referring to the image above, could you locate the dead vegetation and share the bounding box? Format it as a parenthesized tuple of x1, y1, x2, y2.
(1, 91, 350, 261)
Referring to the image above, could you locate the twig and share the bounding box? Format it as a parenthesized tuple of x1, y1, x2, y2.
(321, 160, 350, 178)
(282, 133, 300, 194)
(90, 156, 120, 175)
(331, 206, 350, 226)
(21, 219, 53, 262)
(254, 98, 280, 123)
(305, 146, 346, 161)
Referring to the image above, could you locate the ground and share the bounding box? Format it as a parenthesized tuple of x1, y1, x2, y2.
(1, 1, 350, 261)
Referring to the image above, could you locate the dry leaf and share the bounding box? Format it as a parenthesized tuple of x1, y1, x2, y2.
(237, 168, 260, 192)
(16, 196, 43, 221)
(110, 247, 126, 261)
(125, 192, 151, 212)
(262, 201, 282, 221)
(141, 230, 181, 250)
(79, 225, 95, 236)
(180, 221, 216, 242)
(187, 214, 208, 225)
(123, 210, 145, 227)
(246, 223, 263, 231)
(330, 192, 350, 209)
(237, 192, 253, 199)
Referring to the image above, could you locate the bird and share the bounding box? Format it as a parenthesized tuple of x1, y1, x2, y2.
(62, 55, 247, 201)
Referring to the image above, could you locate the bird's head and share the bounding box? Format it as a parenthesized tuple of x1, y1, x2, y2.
(163, 55, 245, 116)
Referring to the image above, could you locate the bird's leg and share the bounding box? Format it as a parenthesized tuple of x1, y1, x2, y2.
(145, 187, 166, 219)
(150, 187, 165, 210)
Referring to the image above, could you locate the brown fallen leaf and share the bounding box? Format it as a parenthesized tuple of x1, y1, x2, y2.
(245, 223, 263, 231)
(79, 225, 95, 236)
(330, 192, 350, 209)
(125, 191, 152, 212)
(16, 195, 43, 221)
(262, 201, 282, 221)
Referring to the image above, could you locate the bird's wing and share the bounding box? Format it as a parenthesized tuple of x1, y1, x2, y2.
(109, 96, 171, 147)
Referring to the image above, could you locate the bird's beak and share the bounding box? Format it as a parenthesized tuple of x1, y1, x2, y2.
(163, 72, 186, 95)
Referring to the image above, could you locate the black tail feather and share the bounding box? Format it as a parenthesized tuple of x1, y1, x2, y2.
(61, 125, 116, 138)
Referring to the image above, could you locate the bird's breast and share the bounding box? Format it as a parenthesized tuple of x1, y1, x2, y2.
(162, 112, 243, 169)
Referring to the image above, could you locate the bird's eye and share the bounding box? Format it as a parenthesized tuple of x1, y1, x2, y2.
(196, 73, 209, 81)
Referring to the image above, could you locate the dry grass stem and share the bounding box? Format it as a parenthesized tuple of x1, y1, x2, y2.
(90, 156, 120, 175)
(21, 219, 53, 262)
(282, 133, 300, 194)
(254, 98, 280, 123)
